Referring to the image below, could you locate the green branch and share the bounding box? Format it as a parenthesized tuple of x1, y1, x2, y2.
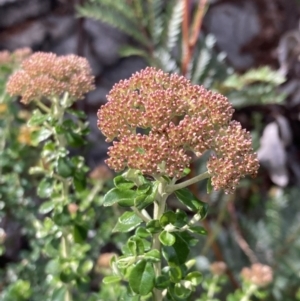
(166, 171, 211, 194)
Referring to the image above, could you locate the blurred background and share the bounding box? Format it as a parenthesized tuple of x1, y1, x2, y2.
(1, 0, 300, 300)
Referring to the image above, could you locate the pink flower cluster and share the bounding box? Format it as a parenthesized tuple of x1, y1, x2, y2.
(7, 52, 94, 104)
(0, 47, 32, 67)
(241, 263, 273, 287)
(98, 67, 259, 193)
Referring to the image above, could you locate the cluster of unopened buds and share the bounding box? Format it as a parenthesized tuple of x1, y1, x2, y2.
(98, 67, 259, 193)
(7, 52, 94, 104)
(0, 47, 32, 67)
(210, 261, 227, 276)
(241, 263, 273, 287)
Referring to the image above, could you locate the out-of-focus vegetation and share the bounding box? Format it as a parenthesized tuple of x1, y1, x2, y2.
(0, 0, 299, 300)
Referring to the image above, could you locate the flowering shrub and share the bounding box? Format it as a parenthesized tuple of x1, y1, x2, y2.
(1, 51, 271, 301)
(2, 51, 121, 301)
(97, 67, 260, 300)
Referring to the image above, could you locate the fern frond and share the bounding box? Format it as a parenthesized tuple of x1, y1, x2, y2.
(191, 35, 216, 84)
(165, 0, 184, 50)
(159, 0, 184, 51)
(119, 45, 149, 60)
(78, 4, 149, 46)
(154, 47, 178, 73)
(83, 0, 136, 20)
(147, 0, 164, 44)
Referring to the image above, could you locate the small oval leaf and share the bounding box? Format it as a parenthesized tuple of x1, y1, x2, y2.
(39, 201, 55, 214)
(129, 260, 155, 295)
(159, 230, 176, 246)
(103, 188, 137, 207)
(113, 212, 143, 233)
(103, 275, 122, 284)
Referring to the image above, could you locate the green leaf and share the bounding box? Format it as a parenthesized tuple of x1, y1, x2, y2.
(60, 267, 75, 283)
(128, 236, 145, 255)
(175, 210, 188, 228)
(74, 172, 87, 192)
(185, 271, 202, 286)
(56, 157, 74, 178)
(129, 260, 155, 295)
(52, 287, 68, 301)
(135, 227, 150, 238)
(73, 224, 88, 243)
(135, 182, 158, 210)
(134, 194, 149, 210)
(174, 282, 192, 299)
(103, 275, 122, 284)
(39, 201, 55, 214)
(169, 266, 182, 283)
(31, 128, 52, 145)
(155, 275, 170, 290)
(8, 280, 32, 299)
(103, 187, 137, 207)
(175, 188, 207, 213)
(28, 111, 49, 126)
(163, 233, 189, 265)
(120, 292, 140, 301)
(119, 45, 149, 58)
(189, 225, 207, 235)
(44, 240, 59, 257)
(67, 108, 87, 119)
(114, 175, 136, 189)
(160, 211, 177, 227)
(113, 212, 143, 233)
(45, 259, 60, 276)
(62, 119, 77, 129)
(159, 230, 176, 246)
(78, 260, 94, 275)
(65, 132, 85, 147)
(146, 220, 162, 234)
(206, 177, 213, 194)
(144, 249, 160, 262)
(37, 178, 53, 198)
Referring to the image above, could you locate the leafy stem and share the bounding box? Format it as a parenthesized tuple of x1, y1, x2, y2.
(132, 207, 151, 223)
(51, 94, 73, 301)
(152, 180, 168, 301)
(35, 100, 51, 113)
(207, 275, 219, 300)
(240, 284, 258, 301)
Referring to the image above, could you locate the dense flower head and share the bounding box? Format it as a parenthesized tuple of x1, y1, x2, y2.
(210, 261, 227, 276)
(241, 263, 273, 287)
(0, 47, 32, 67)
(98, 68, 233, 141)
(98, 67, 259, 193)
(207, 121, 259, 193)
(6, 52, 95, 104)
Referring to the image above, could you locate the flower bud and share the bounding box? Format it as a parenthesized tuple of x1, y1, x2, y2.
(241, 263, 273, 287)
(210, 261, 227, 276)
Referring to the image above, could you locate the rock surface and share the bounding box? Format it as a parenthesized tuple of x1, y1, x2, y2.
(204, 1, 260, 70)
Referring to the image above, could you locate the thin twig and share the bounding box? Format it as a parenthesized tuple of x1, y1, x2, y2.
(181, 0, 208, 76)
(181, 0, 190, 76)
(189, 0, 208, 47)
(272, 222, 300, 271)
(227, 199, 258, 264)
(187, 166, 239, 288)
